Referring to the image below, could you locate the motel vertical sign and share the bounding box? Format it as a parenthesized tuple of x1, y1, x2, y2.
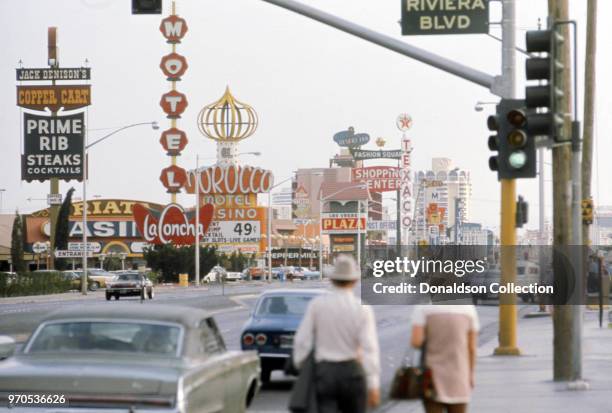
(401, 0, 489, 35)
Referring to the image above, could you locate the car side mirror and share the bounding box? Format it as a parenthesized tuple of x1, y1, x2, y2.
(0, 336, 16, 359)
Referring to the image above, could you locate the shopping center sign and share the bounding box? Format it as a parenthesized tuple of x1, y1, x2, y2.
(352, 166, 401, 192)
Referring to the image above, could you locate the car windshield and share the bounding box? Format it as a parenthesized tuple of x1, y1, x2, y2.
(116, 273, 141, 281)
(28, 321, 181, 355)
(255, 295, 314, 317)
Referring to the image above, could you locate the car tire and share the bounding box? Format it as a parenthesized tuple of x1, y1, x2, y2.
(260, 368, 271, 384)
(520, 295, 529, 303)
(89, 282, 100, 292)
(114, 293, 120, 300)
(105, 292, 111, 301)
(148, 289, 154, 299)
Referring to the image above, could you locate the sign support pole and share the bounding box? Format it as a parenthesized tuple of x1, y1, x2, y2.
(494, 0, 520, 356)
(48, 27, 59, 271)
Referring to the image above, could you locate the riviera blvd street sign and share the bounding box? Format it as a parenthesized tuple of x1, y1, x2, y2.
(22, 112, 84, 182)
(401, 0, 489, 35)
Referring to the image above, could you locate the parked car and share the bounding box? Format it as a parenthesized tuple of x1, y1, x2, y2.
(293, 266, 321, 280)
(32, 270, 97, 292)
(203, 266, 226, 283)
(243, 267, 264, 281)
(241, 289, 325, 383)
(470, 265, 501, 304)
(106, 271, 153, 300)
(73, 269, 114, 289)
(0, 304, 260, 412)
(226, 271, 243, 282)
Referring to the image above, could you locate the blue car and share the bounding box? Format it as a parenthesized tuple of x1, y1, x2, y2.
(240, 289, 325, 383)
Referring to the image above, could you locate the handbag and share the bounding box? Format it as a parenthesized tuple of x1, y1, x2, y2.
(288, 351, 317, 413)
(389, 343, 432, 400)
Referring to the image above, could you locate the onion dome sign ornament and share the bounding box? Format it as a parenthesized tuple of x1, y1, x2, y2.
(333, 126, 370, 147)
(132, 203, 214, 245)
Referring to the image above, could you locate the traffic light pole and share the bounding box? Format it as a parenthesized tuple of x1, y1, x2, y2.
(494, 0, 520, 356)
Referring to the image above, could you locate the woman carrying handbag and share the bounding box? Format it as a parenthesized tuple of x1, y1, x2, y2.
(409, 305, 479, 413)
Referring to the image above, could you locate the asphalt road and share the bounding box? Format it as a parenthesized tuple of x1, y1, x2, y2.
(0, 281, 513, 413)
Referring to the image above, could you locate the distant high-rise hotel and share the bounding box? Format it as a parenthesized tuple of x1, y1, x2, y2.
(413, 158, 472, 244)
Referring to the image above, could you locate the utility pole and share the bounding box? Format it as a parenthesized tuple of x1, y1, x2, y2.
(548, 0, 575, 381)
(48, 27, 60, 270)
(581, 0, 597, 248)
(494, 0, 520, 356)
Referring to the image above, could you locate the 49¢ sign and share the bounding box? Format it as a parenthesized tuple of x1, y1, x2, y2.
(201, 221, 261, 244)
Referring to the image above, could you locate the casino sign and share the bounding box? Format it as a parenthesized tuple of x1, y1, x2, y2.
(26, 199, 165, 257)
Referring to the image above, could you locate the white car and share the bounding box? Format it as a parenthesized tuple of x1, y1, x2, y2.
(225, 271, 243, 282)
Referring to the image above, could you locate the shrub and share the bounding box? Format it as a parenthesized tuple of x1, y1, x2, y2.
(0, 271, 72, 297)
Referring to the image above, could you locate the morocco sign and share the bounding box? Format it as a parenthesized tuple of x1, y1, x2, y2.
(352, 166, 401, 192)
(132, 203, 214, 245)
(22, 112, 84, 182)
(401, 0, 489, 35)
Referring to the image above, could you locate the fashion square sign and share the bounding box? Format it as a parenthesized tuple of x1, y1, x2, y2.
(21, 112, 84, 182)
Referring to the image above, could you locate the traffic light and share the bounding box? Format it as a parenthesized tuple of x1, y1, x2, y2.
(487, 99, 536, 180)
(582, 198, 594, 225)
(516, 196, 528, 228)
(132, 0, 162, 14)
(524, 27, 565, 142)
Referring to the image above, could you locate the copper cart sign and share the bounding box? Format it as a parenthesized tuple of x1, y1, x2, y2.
(17, 85, 91, 112)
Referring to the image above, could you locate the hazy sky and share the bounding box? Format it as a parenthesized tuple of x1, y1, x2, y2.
(1, 0, 609, 233)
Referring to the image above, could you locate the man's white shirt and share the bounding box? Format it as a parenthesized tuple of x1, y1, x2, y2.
(293, 286, 380, 389)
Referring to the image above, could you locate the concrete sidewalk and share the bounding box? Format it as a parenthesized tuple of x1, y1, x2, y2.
(382, 309, 612, 413)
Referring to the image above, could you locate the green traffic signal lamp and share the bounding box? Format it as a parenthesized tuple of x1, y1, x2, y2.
(508, 151, 527, 170)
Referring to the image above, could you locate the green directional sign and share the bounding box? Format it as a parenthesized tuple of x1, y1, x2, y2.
(401, 0, 489, 35)
(350, 148, 402, 160)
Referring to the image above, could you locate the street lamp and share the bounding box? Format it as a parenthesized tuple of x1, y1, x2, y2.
(193, 151, 261, 286)
(81, 121, 158, 295)
(0, 189, 5, 213)
(318, 183, 368, 280)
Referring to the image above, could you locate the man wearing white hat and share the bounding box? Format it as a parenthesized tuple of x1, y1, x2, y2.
(293, 255, 381, 412)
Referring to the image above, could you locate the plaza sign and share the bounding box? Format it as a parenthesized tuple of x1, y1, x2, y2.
(401, 0, 489, 35)
(22, 112, 84, 182)
(321, 213, 367, 234)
